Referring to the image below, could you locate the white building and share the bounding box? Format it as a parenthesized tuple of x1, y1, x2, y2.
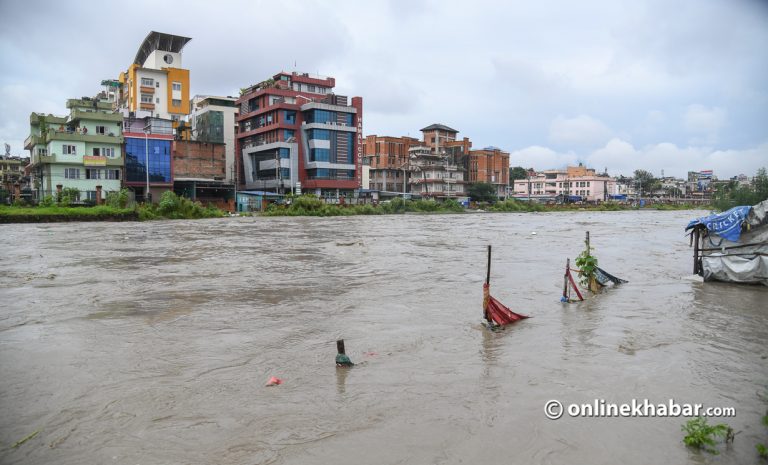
(189, 95, 238, 182)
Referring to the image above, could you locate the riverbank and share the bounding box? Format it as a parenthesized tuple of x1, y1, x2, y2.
(0, 192, 225, 223)
(0, 205, 139, 223)
(261, 197, 707, 217)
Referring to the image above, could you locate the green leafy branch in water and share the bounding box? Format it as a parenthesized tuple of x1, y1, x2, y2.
(757, 411, 768, 459)
(575, 238, 598, 288)
(682, 417, 732, 454)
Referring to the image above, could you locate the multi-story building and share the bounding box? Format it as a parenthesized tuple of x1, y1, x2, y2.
(172, 139, 231, 209)
(467, 146, 509, 199)
(363, 135, 420, 192)
(189, 95, 238, 182)
(25, 98, 124, 201)
(122, 114, 174, 202)
(235, 71, 363, 198)
(118, 32, 192, 121)
(0, 155, 26, 198)
(408, 145, 466, 198)
(512, 165, 615, 202)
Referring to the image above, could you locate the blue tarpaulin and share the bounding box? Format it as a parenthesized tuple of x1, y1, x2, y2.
(685, 206, 751, 242)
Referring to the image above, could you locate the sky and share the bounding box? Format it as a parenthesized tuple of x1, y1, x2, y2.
(1, 0, 766, 178)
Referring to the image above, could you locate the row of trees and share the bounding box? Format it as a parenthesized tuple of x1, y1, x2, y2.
(713, 168, 768, 211)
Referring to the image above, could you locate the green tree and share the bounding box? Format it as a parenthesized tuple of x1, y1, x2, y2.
(509, 166, 529, 181)
(633, 170, 658, 195)
(468, 182, 498, 202)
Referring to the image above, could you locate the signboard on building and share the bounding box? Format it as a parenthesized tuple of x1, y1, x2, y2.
(83, 156, 107, 166)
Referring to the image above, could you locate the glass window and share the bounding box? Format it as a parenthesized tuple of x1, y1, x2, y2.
(86, 169, 102, 180)
(310, 148, 330, 162)
(124, 137, 171, 183)
(141, 94, 153, 103)
(172, 99, 182, 107)
(62, 144, 76, 155)
(65, 168, 80, 179)
(309, 129, 330, 140)
(283, 110, 296, 124)
(284, 129, 295, 141)
(95, 125, 106, 135)
(141, 77, 154, 86)
(172, 82, 182, 91)
(279, 148, 290, 159)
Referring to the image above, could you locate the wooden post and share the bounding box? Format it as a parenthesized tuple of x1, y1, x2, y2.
(336, 339, 353, 367)
(486, 245, 492, 285)
(585, 231, 590, 251)
(563, 258, 570, 300)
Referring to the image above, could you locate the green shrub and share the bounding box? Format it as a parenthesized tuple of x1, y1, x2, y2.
(38, 195, 55, 207)
(682, 417, 731, 454)
(57, 187, 80, 206)
(105, 188, 130, 209)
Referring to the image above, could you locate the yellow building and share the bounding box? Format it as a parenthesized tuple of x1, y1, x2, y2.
(118, 32, 191, 121)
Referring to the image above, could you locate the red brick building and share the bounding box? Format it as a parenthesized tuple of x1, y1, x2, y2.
(363, 135, 420, 192)
(172, 139, 233, 209)
(235, 71, 363, 198)
(468, 147, 510, 198)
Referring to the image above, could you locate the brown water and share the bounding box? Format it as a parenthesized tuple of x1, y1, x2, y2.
(1, 211, 767, 465)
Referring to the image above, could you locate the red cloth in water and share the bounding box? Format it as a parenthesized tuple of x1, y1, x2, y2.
(483, 283, 529, 326)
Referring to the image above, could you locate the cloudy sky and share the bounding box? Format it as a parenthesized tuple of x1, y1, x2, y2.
(1, 0, 766, 178)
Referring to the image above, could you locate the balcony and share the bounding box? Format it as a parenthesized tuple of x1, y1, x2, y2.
(24, 134, 43, 150)
(140, 86, 155, 94)
(140, 102, 155, 111)
(46, 129, 124, 144)
(70, 108, 123, 123)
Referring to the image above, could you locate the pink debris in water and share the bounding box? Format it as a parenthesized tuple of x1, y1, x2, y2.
(266, 376, 283, 386)
(364, 352, 378, 357)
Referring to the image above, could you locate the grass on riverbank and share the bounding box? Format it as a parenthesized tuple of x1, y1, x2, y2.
(262, 196, 464, 216)
(0, 205, 138, 222)
(0, 192, 225, 223)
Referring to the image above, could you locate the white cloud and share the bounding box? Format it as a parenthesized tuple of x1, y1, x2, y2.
(510, 139, 768, 179)
(683, 104, 727, 135)
(548, 115, 613, 148)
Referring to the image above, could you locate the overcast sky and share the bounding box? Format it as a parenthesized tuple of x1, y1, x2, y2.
(1, 0, 766, 178)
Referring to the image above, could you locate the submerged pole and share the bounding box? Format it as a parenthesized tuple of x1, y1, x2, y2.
(336, 339, 353, 367)
(563, 258, 570, 300)
(693, 228, 700, 275)
(486, 245, 492, 285)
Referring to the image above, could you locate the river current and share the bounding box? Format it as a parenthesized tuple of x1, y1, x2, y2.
(1, 210, 766, 464)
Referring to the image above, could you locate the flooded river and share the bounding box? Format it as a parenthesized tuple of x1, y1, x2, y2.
(1, 211, 767, 464)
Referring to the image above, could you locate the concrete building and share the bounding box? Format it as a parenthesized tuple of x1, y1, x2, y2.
(0, 155, 27, 201)
(122, 114, 174, 202)
(172, 139, 231, 210)
(363, 135, 420, 192)
(512, 165, 615, 202)
(189, 95, 238, 182)
(408, 145, 466, 198)
(468, 147, 509, 199)
(235, 71, 363, 198)
(118, 32, 192, 122)
(25, 98, 124, 201)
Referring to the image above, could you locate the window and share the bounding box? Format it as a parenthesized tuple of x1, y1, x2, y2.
(141, 94, 153, 103)
(308, 85, 316, 92)
(172, 82, 182, 91)
(95, 125, 106, 135)
(62, 144, 76, 155)
(86, 191, 97, 201)
(86, 169, 101, 180)
(141, 78, 154, 86)
(64, 168, 80, 179)
(106, 170, 120, 180)
(156, 82, 160, 88)
(156, 98, 160, 104)
(172, 99, 181, 107)
(310, 148, 330, 162)
(37, 148, 48, 156)
(96, 147, 115, 157)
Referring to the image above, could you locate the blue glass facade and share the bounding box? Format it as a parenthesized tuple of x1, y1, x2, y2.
(125, 137, 172, 183)
(307, 169, 355, 180)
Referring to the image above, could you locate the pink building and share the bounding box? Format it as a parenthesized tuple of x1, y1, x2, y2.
(513, 166, 616, 202)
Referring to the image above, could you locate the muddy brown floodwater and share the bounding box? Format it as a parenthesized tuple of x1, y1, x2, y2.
(1, 210, 767, 464)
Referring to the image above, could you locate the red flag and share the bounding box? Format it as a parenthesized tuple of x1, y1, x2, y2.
(483, 283, 529, 326)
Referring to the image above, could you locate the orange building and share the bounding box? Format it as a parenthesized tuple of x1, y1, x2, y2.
(364, 135, 420, 192)
(468, 147, 510, 198)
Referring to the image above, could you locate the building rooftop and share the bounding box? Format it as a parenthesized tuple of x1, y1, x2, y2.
(133, 31, 192, 65)
(420, 123, 459, 133)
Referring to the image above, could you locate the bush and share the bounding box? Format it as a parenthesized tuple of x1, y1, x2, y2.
(105, 188, 130, 209)
(682, 417, 731, 454)
(57, 187, 80, 206)
(38, 195, 55, 207)
(139, 191, 224, 220)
